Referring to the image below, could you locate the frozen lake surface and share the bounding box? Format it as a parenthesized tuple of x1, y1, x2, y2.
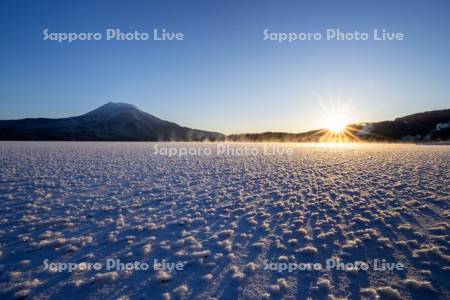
(0, 142, 449, 299)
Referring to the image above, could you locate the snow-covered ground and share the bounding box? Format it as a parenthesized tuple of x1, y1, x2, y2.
(0, 142, 449, 300)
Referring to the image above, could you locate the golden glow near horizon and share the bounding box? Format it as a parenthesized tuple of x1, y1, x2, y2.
(324, 111, 348, 133)
(314, 98, 361, 142)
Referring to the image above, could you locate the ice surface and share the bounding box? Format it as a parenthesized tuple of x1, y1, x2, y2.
(0, 142, 449, 299)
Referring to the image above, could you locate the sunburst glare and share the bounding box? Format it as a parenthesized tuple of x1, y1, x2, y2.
(324, 111, 348, 133)
(311, 96, 361, 142)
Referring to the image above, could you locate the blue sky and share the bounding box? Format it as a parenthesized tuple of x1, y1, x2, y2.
(0, 0, 449, 134)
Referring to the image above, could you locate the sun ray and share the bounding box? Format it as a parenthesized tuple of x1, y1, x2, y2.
(314, 99, 362, 142)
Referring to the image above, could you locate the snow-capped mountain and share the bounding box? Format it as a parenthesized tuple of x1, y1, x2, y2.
(0, 102, 224, 141)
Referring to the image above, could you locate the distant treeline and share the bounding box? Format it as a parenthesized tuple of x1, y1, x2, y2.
(226, 109, 450, 142)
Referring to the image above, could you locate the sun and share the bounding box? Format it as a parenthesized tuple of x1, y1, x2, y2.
(309, 96, 361, 142)
(324, 112, 348, 133)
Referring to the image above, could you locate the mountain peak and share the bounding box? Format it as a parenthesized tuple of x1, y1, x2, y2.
(98, 101, 138, 111)
(104, 101, 136, 108)
(83, 102, 140, 119)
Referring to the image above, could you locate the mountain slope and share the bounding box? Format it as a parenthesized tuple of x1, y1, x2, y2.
(363, 109, 450, 140)
(0, 102, 224, 141)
